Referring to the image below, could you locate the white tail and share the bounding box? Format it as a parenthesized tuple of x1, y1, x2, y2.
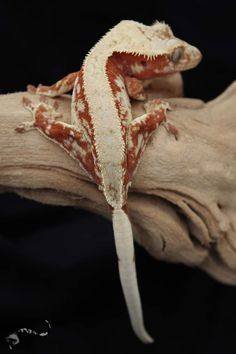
(112, 209, 154, 343)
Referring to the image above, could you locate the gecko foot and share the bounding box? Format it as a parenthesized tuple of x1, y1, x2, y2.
(27, 84, 37, 94)
(15, 97, 61, 133)
(144, 98, 179, 140)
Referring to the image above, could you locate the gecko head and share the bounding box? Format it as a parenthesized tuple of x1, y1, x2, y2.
(141, 20, 202, 71)
(119, 20, 202, 73)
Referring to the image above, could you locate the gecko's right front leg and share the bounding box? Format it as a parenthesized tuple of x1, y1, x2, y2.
(28, 71, 79, 97)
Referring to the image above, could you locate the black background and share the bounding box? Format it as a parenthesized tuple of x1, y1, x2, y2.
(0, 1, 236, 353)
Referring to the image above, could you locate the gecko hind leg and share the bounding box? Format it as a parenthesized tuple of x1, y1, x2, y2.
(16, 97, 62, 133)
(27, 71, 79, 97)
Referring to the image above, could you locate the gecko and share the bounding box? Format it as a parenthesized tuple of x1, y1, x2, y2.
(16, 20, 202, 343)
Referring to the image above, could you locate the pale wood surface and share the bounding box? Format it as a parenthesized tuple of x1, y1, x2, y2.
(1, 75, 236, 284)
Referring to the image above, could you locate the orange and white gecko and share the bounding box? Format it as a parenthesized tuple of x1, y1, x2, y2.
(16, 20, 201, 343)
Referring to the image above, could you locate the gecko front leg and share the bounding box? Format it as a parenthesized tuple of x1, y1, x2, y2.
(28, 71, 79, 97)
(16, 97, 62, 132)
(126, 100, 176, 183)
(124, 76, 147, 101)
(144, 98, 179, 139)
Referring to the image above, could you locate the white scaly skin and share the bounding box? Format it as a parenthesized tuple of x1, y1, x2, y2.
(16, 20, 202, 343)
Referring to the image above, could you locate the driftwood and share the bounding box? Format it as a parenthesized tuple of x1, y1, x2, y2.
(1, 73, 236, 285)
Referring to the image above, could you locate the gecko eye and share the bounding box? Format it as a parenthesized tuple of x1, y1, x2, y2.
(170, 47, 184, 63)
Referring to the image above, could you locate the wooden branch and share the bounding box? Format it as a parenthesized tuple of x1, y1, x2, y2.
(1, 75, 236, 285)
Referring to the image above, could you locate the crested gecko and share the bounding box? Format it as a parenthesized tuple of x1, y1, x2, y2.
(16, 20, 202, 343)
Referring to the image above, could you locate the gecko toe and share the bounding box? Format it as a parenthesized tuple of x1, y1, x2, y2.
(27, 84, 37, 94)
(22, 96, 35, 112)
(15, 124, 25, 133)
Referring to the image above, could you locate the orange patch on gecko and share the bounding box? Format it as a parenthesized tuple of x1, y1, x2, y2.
(106, 58, 129, 143)
(112, 52, 170, 80)
(48, 124, 73, 144)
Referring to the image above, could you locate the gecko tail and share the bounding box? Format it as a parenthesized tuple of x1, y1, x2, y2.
(112, 208, 154, 344)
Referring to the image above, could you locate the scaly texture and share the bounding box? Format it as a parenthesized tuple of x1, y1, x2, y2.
(15, 20, 202, 343)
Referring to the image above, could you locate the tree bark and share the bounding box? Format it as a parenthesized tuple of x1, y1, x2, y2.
(1, 74, 236, 285)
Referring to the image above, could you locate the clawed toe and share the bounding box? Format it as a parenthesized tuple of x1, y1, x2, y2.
(22, 96, 35, 112)
(165, 122, 179, 140)
(27, 84, 37, 94)
(15, 120, 35, 133)
(15, 124, 25, 133)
